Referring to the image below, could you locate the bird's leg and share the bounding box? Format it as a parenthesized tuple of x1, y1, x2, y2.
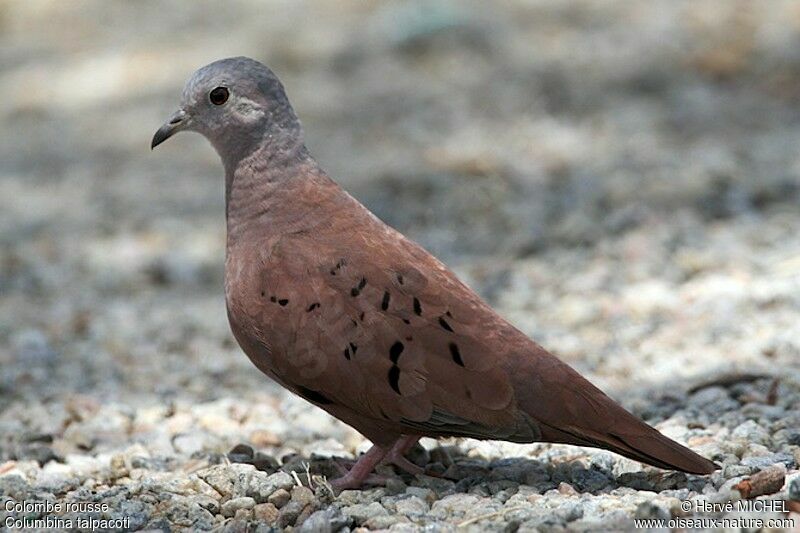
(397, 435, 421, 454)
(330, 444, 390, 491)
(381, 435, 425, 476)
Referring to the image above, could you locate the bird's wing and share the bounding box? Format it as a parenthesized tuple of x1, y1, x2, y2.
(256, 208, 532, 440)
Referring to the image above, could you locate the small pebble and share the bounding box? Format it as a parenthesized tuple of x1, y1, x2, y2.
(253, 502, 280, 523)
(268, 488, 291, 508)
(221, 497, 255, 518)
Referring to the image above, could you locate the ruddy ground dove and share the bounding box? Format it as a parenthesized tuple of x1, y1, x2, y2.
(152, 57, 717, 489)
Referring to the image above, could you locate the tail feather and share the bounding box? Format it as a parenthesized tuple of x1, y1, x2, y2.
(539, 421, 718, 474)
(515, 352, 719, 475)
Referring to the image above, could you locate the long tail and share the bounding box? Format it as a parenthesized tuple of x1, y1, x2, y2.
(514, 351, 718, 474)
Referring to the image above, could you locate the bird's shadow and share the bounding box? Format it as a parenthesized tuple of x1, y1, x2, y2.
(278, 444, 707, 497)
(237, 366, 790, 497)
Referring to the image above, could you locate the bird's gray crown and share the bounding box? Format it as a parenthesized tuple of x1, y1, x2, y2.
(182, 57, 294, 119)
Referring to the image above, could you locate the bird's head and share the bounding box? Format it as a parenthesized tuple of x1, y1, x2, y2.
(152, 57, 302, 163)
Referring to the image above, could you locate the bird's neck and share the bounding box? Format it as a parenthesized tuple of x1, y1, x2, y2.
(223, 139, 340, 246)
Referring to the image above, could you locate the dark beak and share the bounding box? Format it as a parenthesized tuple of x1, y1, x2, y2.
(151, 109, 187, 150)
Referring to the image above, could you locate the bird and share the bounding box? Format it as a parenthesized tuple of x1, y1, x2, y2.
(152, 56, 718, 490)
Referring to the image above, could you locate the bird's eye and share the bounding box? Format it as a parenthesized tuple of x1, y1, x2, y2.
(209, 87, 229, 105)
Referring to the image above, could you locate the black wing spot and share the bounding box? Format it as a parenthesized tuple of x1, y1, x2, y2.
(402, 318, 410, 325)
(389, 341, 404, 364)
(449, 343, 465, 367)
(359, 311, 365, 321)
(270, 296, 277, 303)
(349, 342, 358, 354)
(397, 273, 404, 285)
(381, 291, 391, 311)
(446, 310, 453, 317)
(465, 387, 473, 400)
(351, 319, 358, 328)
(388, 342, 404, 394)
(343, 347, 351, 360)
(297, 386, 334, 405)
(260, 291, 265, 297)
(307, 302, 320, 312)
(330, 259, 346, 276)
(439, 316, 454, 332)
(388, 366, 401, 394)
(278, 299, 289, 306)
(351, 277, 367, 297)
(413, 297, 422, 316)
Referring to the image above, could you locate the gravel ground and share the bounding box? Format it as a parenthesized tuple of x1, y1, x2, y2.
(2, 1, 800, 531)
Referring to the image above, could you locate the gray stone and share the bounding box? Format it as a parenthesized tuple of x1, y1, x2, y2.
(291, 485, 315, 507)
(34, 472, 79, 494)
(395, 495, 429, 517)
(234, 508, 252, 521)
(405, 486, 436, 503)
(341, 501, 388, 525)
(724, 464, 755, 479)
(634, 501, 670, 521)
(297, 507, 351, 533)
(789, 477, 800, 501)
(570, 468, 613, 492)
(617, 472, 655, 491)
(335, 489, 362, 506)
(165, 498, 217, 529)
(429, 494, 483, 520)
(247, 471, 294, 503)
(740, 453, 791, 470)
(336, 488, 385, 506)
(652, 472, 688, 492)
(221, 496, 256, 517)
(252, 453, 280, 473)
(277, 500, 306, 528)
(16, 443, 60, 466)
(194, 494, 220, 515)
(115, 499, 152, 530)
(385, 476, 407, 495)
(173, 430, 217, 455)
(294, 503, 317, 528)
(0, 475, 31, 499)
(228, 443, 255, 464)
(197, 464, 256, 498)
(364, 514, 411, 529)
(731, 420, 771, 446)
(414, 474, 456, 496)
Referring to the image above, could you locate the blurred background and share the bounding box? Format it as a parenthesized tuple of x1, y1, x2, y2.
(1, 0, 800, 519)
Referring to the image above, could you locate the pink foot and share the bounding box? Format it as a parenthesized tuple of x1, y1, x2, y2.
(329, 444, 389, 491)
(381, 435, 425, 475)
(330, 435, 433, 491)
